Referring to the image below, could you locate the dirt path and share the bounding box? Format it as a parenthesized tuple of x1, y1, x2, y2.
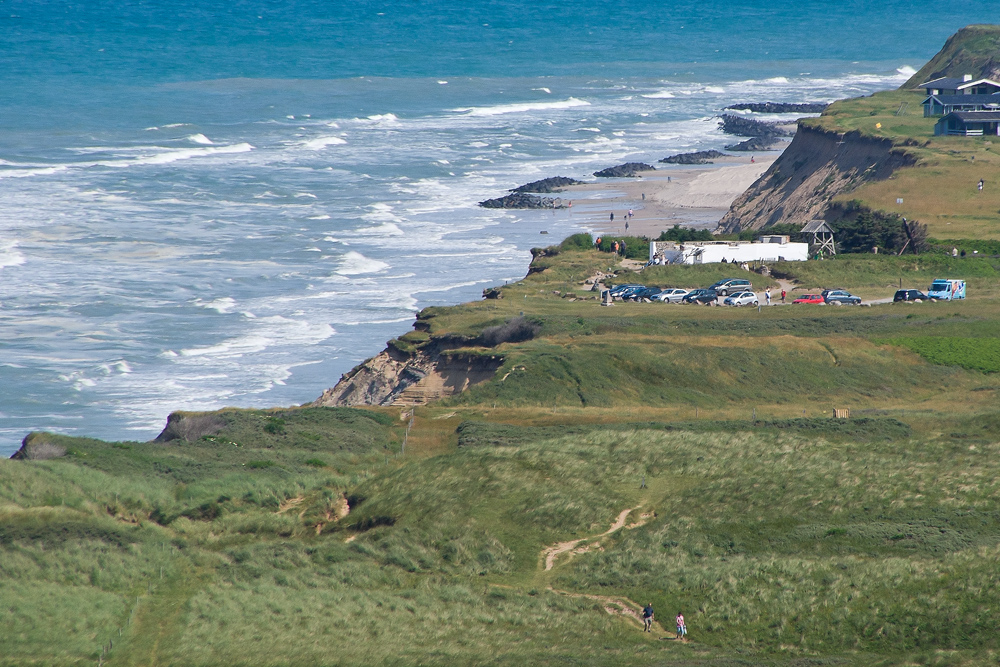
(540, 506, 653, 571)
(548, 587, 670, 636)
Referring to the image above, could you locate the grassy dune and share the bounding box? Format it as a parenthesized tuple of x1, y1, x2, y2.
(3, 243, 1000, 666)
(806, 90, 1000, 239)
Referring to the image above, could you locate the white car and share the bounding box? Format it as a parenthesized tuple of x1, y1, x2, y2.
(651, 288, 690, 303)
(723, 290, 759, 307)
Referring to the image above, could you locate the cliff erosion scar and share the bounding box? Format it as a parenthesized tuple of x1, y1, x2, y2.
(717, 123, 918, 233)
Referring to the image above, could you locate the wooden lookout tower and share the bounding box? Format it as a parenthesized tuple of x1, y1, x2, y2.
(800, 220, 836, 257)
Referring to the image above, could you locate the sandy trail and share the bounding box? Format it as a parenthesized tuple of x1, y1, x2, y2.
(541, 506, 653, 571)
(548, 587, 668, 634)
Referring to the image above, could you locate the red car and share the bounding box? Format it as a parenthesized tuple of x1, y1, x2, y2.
(792, 294, 825, 304)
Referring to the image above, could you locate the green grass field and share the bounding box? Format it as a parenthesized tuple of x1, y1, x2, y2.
(3, 242, 1000, 666)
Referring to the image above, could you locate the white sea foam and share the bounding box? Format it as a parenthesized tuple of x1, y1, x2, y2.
(452, 97, 590, 117)
(533, 87, 552, 94)
(897, 65, 917, 76)
(162, 123, 189, 128)
(641, 90, 675, 99)
(336, 251, 390, 275)
(575, 127, 601, 132)
(308, 214, 331, 220)
(197, 297, 237, 314)
(188, 133, 214, 144)
(178, 316, 334, 359)
(302, 135, 347, 149)
(0, 241, 26, 269)
(704, 86, 725, 93)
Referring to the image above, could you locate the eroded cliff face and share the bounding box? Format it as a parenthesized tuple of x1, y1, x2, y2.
(313, 345, 503, 407)
(717, 124, 918, 233)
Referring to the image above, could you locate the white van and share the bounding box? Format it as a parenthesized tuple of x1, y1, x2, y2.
(927, 279, 966, 300)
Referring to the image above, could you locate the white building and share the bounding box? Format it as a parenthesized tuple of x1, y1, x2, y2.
(650, 236, 809, 265)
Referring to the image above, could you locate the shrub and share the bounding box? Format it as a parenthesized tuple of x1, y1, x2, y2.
(559, 233, 595, 251)
(477, 317, 541, 347)
(304, 458, 327, 467)
(246, 460, 276, 469)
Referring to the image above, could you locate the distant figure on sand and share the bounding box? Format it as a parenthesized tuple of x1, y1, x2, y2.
(979, 179, 984, 192)
(676, 612, 686, 641)
(628, 209, 633, 218)
(765, 288, 771, 305)
(642, 603, 654, 632)
(610, 212, 614, 222)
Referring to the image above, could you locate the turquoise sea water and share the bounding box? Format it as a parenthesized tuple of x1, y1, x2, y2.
(0, 2, 988, 452)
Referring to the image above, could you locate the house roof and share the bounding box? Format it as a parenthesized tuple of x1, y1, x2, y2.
(922, 93, 1000, 106)
(800, 220, 833, 234)
(919, 77, 966, 90)
(942, 110, 1000, 122)
(957, 78, 1000, 90)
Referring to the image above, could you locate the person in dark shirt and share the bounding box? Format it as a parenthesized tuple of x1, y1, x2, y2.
(642, 603, 654, 632)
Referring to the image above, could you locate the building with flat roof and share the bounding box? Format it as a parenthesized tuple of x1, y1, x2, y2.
(649, 237, 808, 265)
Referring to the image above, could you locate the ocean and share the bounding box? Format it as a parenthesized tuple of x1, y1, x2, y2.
(0, 1, 988, 454)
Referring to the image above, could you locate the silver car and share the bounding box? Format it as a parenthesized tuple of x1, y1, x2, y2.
(651, 288, 690, 303)
(723, 290, 759, 307)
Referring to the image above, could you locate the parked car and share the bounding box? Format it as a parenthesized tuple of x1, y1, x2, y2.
(618, 285, 649, 300)
(630, 287, 662, 301)
(723, 290, 759, 307)
(708, 278, 752, 296)
(823, 289, 862, 305)
(792, 294, 825, 304)
(682, 289, 718, 305)
(608, 284, 644, 298)
(651, 288, 690, 303)
(894, 289, 928, 303)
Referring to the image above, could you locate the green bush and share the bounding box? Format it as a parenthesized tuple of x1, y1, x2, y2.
(246, 460, 276, 469)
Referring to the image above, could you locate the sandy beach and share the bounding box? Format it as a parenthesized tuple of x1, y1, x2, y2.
(563, 152, 781, 238)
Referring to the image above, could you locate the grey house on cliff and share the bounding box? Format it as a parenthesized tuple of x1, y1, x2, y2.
(934, 110, 1000, 136)
(920, 75, 1000, 116)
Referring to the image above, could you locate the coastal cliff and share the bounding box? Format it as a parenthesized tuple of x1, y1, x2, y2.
(314, 344, 503, 407)
(716, 123, 917, 233)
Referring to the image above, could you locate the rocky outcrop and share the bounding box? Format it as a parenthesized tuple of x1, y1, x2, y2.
(479, 193, 566, 209)
(593, 163, 655, 178)
(313, 346, 503, 407)
(720, 114, 796, 138)
(659, 150, 726, 164)
(725, 136, 784, 151)
(717, 123, 919, 233)
(510, 177, 584, 193)
(725, 102, 828, 113)
(155, 411, 227, 442)
(11, 432, 67, 460)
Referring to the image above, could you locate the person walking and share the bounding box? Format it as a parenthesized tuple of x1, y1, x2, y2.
(780, 289, 786, 304)
(978, 179, 984, 192)
(675, 612, 686, 641)
(610, 212, 615, 223)
(642, 603, 654, 632)
(765, 288, 771, 306)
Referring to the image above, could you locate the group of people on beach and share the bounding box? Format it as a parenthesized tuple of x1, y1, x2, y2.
(641, 604, 686, 640)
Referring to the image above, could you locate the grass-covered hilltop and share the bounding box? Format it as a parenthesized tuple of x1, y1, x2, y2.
(720, 25, 1000, 242)
(6, 25, 1000, 667)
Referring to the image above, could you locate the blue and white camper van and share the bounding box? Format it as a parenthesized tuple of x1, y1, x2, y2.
(927, 279, 966, 300)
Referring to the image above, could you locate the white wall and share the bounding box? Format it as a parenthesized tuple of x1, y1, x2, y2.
(650, 241, 809, 264)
